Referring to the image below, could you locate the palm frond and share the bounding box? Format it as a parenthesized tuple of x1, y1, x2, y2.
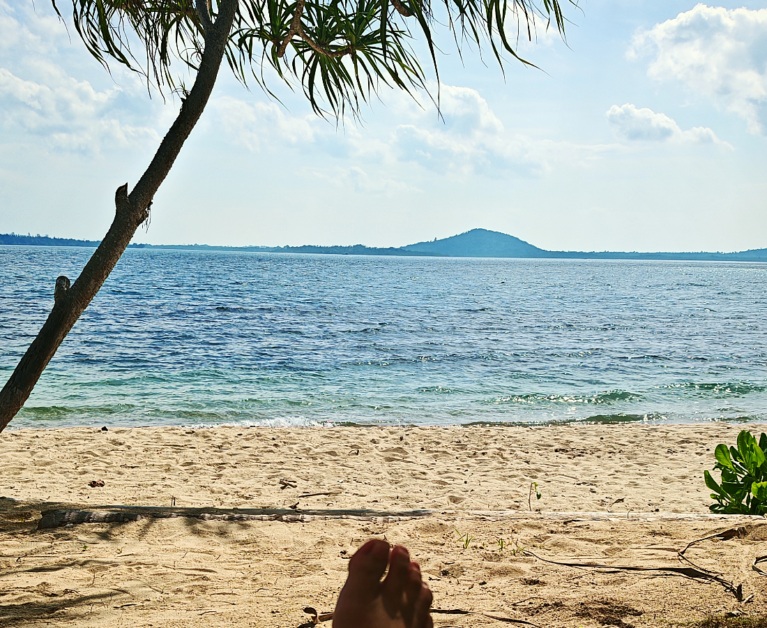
(53, 0, 577, 116)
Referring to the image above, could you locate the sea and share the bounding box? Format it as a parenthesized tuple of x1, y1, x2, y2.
(2, 245, 767, 429)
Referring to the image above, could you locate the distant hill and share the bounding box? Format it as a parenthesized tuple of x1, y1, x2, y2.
(2, 229, 767, 262)
(402, 228, 767, 262)
(402, 229, 546, 258)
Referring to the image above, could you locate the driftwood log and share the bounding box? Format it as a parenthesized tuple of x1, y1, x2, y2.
(34, 504, 764, 530)
(37, 506, 432, 530)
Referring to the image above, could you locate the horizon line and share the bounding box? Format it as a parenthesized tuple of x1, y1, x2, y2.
(1, 229, 766, 257)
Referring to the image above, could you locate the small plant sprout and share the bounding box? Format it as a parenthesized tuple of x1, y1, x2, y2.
(528, 482, 542, 511)
(497, 538, 506, 551)
(455, 529, 474, 549)
(510, 539, 525, 556)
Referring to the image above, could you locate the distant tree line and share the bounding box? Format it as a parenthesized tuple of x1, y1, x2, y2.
(0, 233, 436, 256)
(0, 233, 101, 247)
(2, 230, 766, 261)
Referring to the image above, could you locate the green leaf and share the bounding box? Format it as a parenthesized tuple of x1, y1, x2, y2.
(721, 481, 748, 501)
(740, 431, 766, 474)
(737, 430, 754, 454)
(754, 441, 766, 468)
(752, 481, 767, 502)
(714, 444, 734, 469)
(721, 467, 739, 485)
(704, 470, 724, 496)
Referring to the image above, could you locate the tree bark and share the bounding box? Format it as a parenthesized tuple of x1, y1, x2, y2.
(0, 0, 239, 432)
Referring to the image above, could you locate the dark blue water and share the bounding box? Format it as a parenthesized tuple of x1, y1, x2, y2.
(2, 246, 766, 428)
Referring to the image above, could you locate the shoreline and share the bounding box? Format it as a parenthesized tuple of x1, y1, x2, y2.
(8, 414, 767, 432)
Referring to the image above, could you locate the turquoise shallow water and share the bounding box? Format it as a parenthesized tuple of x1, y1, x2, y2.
(2, 246, 767, 428)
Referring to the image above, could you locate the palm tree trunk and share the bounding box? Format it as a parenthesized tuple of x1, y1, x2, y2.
(0, 0, 238, 433)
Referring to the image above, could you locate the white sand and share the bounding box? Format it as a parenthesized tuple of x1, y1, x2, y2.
(1, 423, 765, 627)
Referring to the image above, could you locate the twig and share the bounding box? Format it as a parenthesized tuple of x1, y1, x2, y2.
(303, 607, 542, 626)
(509, 596, 545, 606)
(194, 0, 213, 34)
(677, 526, 753, 601)
(523, 548, 744, 601)
(390, 0, 413, 17)
(296, 23, 352, 58)
(678, 526, 746, 555)
(528, 482, 540, 512)
(277, 0, 306, 57)
(432, 609, 542, 626)
(303, 607, 334, 624)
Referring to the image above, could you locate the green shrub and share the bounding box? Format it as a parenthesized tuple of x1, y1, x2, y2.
(704, 430, 767, 516)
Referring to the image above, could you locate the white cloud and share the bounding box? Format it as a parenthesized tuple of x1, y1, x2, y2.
(390, 123, 543, 176)
(211, 85, 552, 177)
(311, 166, 420, 195)
(0, 2, 61, 54)
(0, 67, 159, 152)
(606, 103, 726, 146)
(210, 84, 619, 178)
(435, 84, 504, 136)
(385, 85, 626, 177)
(631, 4, 767, 134)
(385, 84, 548, 177)
(211, 96, 316, 151)
(0, 2, 167, 154)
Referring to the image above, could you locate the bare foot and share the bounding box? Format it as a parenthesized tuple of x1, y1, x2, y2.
(333, 540, 433, 628)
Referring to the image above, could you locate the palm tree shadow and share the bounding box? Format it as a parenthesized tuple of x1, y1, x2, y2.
(0, 591, 114, 627)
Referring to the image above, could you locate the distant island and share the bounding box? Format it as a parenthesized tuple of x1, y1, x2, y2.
(3, 229, 767, 262)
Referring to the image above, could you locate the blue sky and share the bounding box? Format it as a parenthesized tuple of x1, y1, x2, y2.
(1, 1, 766, 251)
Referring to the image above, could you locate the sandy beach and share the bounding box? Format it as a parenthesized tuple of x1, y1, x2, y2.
(1, 422, 766, 627)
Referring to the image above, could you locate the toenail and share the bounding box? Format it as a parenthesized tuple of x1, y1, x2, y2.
(371, 540, 390, 558)
(358, 540, 377, 555)
(393, 545, 410, 559)
(357, 539, 379, 556)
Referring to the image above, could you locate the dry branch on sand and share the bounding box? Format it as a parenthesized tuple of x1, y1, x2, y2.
(522, 526, 763, 602)
(36, 506, 432, 529)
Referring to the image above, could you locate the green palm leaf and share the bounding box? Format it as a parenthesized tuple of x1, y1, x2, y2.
(51, 0, 576, 117)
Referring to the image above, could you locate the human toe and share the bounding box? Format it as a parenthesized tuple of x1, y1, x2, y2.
(413, 582, 433, 628)
(405, 562, 423, 607)
(382, 545, 411, 605)
(344, 539, 390, 600)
